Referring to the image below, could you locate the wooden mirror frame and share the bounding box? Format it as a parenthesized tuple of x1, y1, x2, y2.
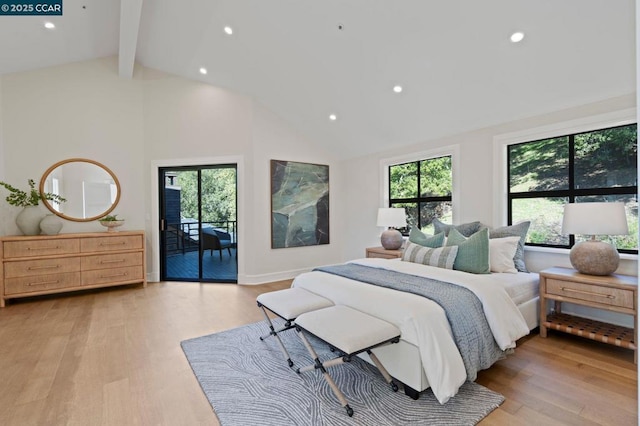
(40, 158, 121, 222)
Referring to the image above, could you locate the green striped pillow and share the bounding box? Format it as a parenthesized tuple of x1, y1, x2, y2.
(402, 242, 459, 269)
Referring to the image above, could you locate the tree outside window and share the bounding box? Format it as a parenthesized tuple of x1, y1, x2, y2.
(508, 123, 637, 253)
(389, 156, 452, 234)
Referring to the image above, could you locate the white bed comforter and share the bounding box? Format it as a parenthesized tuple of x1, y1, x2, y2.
(291, 258, 530, 404)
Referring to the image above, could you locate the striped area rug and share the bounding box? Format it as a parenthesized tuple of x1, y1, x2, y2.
(181, 321, 504, 426)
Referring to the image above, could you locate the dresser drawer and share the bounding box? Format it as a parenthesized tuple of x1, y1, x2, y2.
(82, 266, 144, 286)
(81, 252, 143, 271)
(4, 257, 80, 278)
(80, 235, 143, 253)
(546, 278, 634, 309)
(3, 239, 80, 259)
(5, 272, 81, 295)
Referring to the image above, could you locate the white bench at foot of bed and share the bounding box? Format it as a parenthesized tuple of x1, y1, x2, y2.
(295, 305, 401, 417)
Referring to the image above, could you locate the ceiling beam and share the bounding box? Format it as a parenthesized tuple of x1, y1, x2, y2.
(118, 0, 144, 78)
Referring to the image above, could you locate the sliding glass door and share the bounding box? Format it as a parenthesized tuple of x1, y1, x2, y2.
(159, 164, 237, 283)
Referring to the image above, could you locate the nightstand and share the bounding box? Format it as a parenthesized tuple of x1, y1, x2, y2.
(365, 246, 403, 259)
(539, 267, 638, 363)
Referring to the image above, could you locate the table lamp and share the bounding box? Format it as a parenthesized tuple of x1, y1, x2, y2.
(561, 202, 629, 275)
(377, 208, 407, 250)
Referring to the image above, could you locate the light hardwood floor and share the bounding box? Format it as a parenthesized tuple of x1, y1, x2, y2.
(0, 281, 636, 425)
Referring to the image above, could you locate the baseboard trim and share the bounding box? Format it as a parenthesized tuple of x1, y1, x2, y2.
(146, 268, 311, 285)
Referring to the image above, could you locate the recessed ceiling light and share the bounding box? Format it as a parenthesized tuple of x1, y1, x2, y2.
(199, 67, 207, 75)
(44, 22, 55, 29)
(329, 114, 337, 121)
(224, 26, 233, 35)
(393, 85, 403, 93)
(510, 32, 525, 43)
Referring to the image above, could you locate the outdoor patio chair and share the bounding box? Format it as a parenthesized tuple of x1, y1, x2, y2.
(200, 228, 233, 260)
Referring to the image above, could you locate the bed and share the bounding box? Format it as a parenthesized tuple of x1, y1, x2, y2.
(291, 257, 539, 404)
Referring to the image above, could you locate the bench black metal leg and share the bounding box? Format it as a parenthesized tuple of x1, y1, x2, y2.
(257, 303, 294, 368)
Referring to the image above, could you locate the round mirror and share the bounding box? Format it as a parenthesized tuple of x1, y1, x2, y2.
(40, 158, 121, 222)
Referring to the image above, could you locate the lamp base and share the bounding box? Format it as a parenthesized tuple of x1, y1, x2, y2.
(569, 240, 620, 276)
(381, 229, 403, 250)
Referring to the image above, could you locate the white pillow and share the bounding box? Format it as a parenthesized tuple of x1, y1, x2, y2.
(489, 236, 521, 273)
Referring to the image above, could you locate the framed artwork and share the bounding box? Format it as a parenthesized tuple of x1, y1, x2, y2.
(271, 160, 329, 248)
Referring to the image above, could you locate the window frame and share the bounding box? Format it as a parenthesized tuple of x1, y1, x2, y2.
(494, 109, 637, 254)
(381, 145, 459, 233)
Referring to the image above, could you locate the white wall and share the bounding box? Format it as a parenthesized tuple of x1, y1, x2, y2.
(140, 66, 253, 282)
(0, 56, 636, 287)
(0, 57, 343, 283)
(0, 77, 7, 236)
(246, 102, 344, 281)
(341, 94, 638, 277)
(0, 57, 145, 235)
(341, 94, 637, 327)
(140, 67, 342, 282)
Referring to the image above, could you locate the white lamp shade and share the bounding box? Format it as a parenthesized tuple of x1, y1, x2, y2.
(562, 202, 629, 236)
(376, 208, 407, 228)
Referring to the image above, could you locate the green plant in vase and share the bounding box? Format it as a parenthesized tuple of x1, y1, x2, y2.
(0, 179, 66, 235)
(99, 214, 125, 232)
(0, 179, 66, 207)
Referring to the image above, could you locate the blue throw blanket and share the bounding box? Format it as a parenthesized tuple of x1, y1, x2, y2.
(313, 263, 505, 381)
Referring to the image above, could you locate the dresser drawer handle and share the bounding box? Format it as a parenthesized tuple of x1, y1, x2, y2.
(99, 242, 127, 246)
(27, 246, 61, 251)
(561, 287, 615, 299)
(100, 272, 128, 278)
(28, 280, 59, 286)
(100, 259, 125, 264)
(27, 264, 60, 271)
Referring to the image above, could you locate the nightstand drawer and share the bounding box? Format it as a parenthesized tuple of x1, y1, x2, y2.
(546, 278, 634, 309)
(367, 252, 400, 259)
(365, 247, 402, 259)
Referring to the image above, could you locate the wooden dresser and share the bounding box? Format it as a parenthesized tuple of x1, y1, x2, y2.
(0, 231, 146, 307)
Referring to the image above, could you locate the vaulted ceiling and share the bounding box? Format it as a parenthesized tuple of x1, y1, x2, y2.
(0, 0, 635, 158)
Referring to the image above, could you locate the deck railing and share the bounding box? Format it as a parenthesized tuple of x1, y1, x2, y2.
(165, 220, 237, 255)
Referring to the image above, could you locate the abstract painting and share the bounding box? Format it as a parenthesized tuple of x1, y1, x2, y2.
(271, 160, 329, 248)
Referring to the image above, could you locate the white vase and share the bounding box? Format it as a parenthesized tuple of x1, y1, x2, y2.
(40, 214, 63, 235)
(16, 206, 45, 236)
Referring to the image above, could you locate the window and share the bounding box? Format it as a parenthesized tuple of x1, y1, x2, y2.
(508, 123, 637, 253)
(389, 155, 452, 234)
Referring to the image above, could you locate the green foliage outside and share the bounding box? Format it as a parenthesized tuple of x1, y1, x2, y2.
(390, 156, 451, 199)
(513, 197, 638, 250)
(177, 168, 236, 224)
(420, 156, 452, 197)
(509, 138, 568, 192)
(509, 124, 637, 250)
(574, 126, 637, 188)
(390, 163, 417, 199)
(390, 156, 452, 232)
